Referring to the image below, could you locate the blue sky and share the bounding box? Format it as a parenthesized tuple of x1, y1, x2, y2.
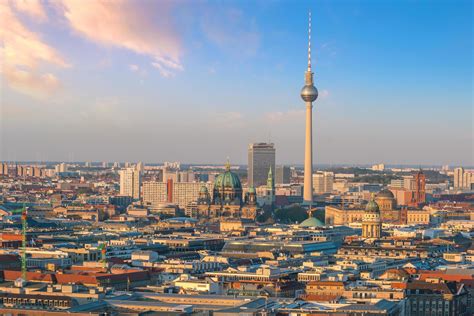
(1, 0, 472, 166)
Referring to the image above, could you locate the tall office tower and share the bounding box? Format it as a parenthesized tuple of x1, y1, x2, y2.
(275, 165, 291, 184)
(119, 167, 141, 200)
(312, 172, 334, 194)
(248, 143, 276, 187)
(300, 12, 318, 204)
(454, 167, 464, 188)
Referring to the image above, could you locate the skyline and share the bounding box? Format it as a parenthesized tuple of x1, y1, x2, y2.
(1, 0, 473, 166)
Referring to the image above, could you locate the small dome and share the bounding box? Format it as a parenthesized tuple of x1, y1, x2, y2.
(248, 186, 256, 194)
(200, 186, 209, 193)
(376, 189, 394, 199)
(300, 216, 324, 228)
(365, 199, 380, 212)
(214, 170, 242, 190)
(301, 84, 318, 102)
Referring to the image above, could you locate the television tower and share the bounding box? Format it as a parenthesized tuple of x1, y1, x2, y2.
(300, 11, 318, 205)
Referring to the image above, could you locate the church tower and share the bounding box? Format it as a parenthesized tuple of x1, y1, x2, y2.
(362, 194, 382, 239)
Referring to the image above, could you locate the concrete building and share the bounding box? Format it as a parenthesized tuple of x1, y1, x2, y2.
(143, 181, 213, 208)
(119, 167, 141, 200)
(454, 167, 474, 190)
(247, 143, 275, 187)
(275, 165, 291, 184)
(313, 172, 334, 194)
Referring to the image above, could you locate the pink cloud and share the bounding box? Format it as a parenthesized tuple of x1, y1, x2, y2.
(59, 0, 182, 77)
(0, 2, 68, 97)
(12, 0, 48, 21)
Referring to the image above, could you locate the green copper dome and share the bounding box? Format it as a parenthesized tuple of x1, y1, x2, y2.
(214, 170, 242, 190)
(248, 186, 256, 194)
(200, 185, 209, 193)
(300, 216, 324, 227)
(365, 199, 380, 213)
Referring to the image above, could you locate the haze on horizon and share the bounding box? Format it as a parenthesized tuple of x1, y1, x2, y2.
(0, 0, 472, 166)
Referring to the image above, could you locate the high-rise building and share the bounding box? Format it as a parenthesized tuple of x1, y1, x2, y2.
(0, 163, 8, 176)
(300, 12, 318, 204)
(119, 167, 141, 200)
(247, 143, 276, 187)
(312, 172, 334, 194)
(454, 167, 473, 190)
(454, 167, 463, 188)
(55, 163, 68, 173)
(275, 165, 291, 184)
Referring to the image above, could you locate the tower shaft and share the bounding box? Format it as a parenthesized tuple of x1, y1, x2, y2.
(304, 101, 313, 203)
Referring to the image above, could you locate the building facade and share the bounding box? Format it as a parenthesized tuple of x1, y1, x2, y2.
(247, 143, 275, 187)
(119, 167, 141, 200)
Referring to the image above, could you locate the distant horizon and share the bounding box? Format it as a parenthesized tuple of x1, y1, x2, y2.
(3, 160, 472, 170)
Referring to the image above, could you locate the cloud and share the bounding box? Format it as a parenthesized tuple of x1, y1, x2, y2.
(212, 111, 244, 128)
(0, 1, 69, 97)
(129, 64, 139, 72)
(265, 110, 304, 123)
(59, 0, 182, 77)
(319, 89, 329, 98)
(3, 68, 60, 98)
(12, 0, 48, 21)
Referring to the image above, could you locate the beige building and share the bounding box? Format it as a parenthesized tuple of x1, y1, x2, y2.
(454, 167, 474, 189)
(406, 210, 430, 225)
(143, 181, 213, 208)
(312, 172, 334, 194)
(119, 167, 141, 199)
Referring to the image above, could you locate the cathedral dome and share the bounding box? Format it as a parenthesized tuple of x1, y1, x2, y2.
(376, 189, 394, 199)
(214, 170, 242, 190)
(299, 216, 324, 228)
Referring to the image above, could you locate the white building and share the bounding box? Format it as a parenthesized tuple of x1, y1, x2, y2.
(454, 167, 474, 190)
(119, 167, 141, 199)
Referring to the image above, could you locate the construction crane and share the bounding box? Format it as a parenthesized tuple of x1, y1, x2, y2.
(98, 243, 107, 269)
(21, 206, 27, 282)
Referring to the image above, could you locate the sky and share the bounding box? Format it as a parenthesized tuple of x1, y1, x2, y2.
(0, 0, 472, 166)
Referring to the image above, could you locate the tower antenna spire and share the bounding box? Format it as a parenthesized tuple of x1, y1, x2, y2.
(308, 10, 312, 72)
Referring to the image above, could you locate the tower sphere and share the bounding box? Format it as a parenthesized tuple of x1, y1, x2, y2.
(301, 85, 318, 102)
